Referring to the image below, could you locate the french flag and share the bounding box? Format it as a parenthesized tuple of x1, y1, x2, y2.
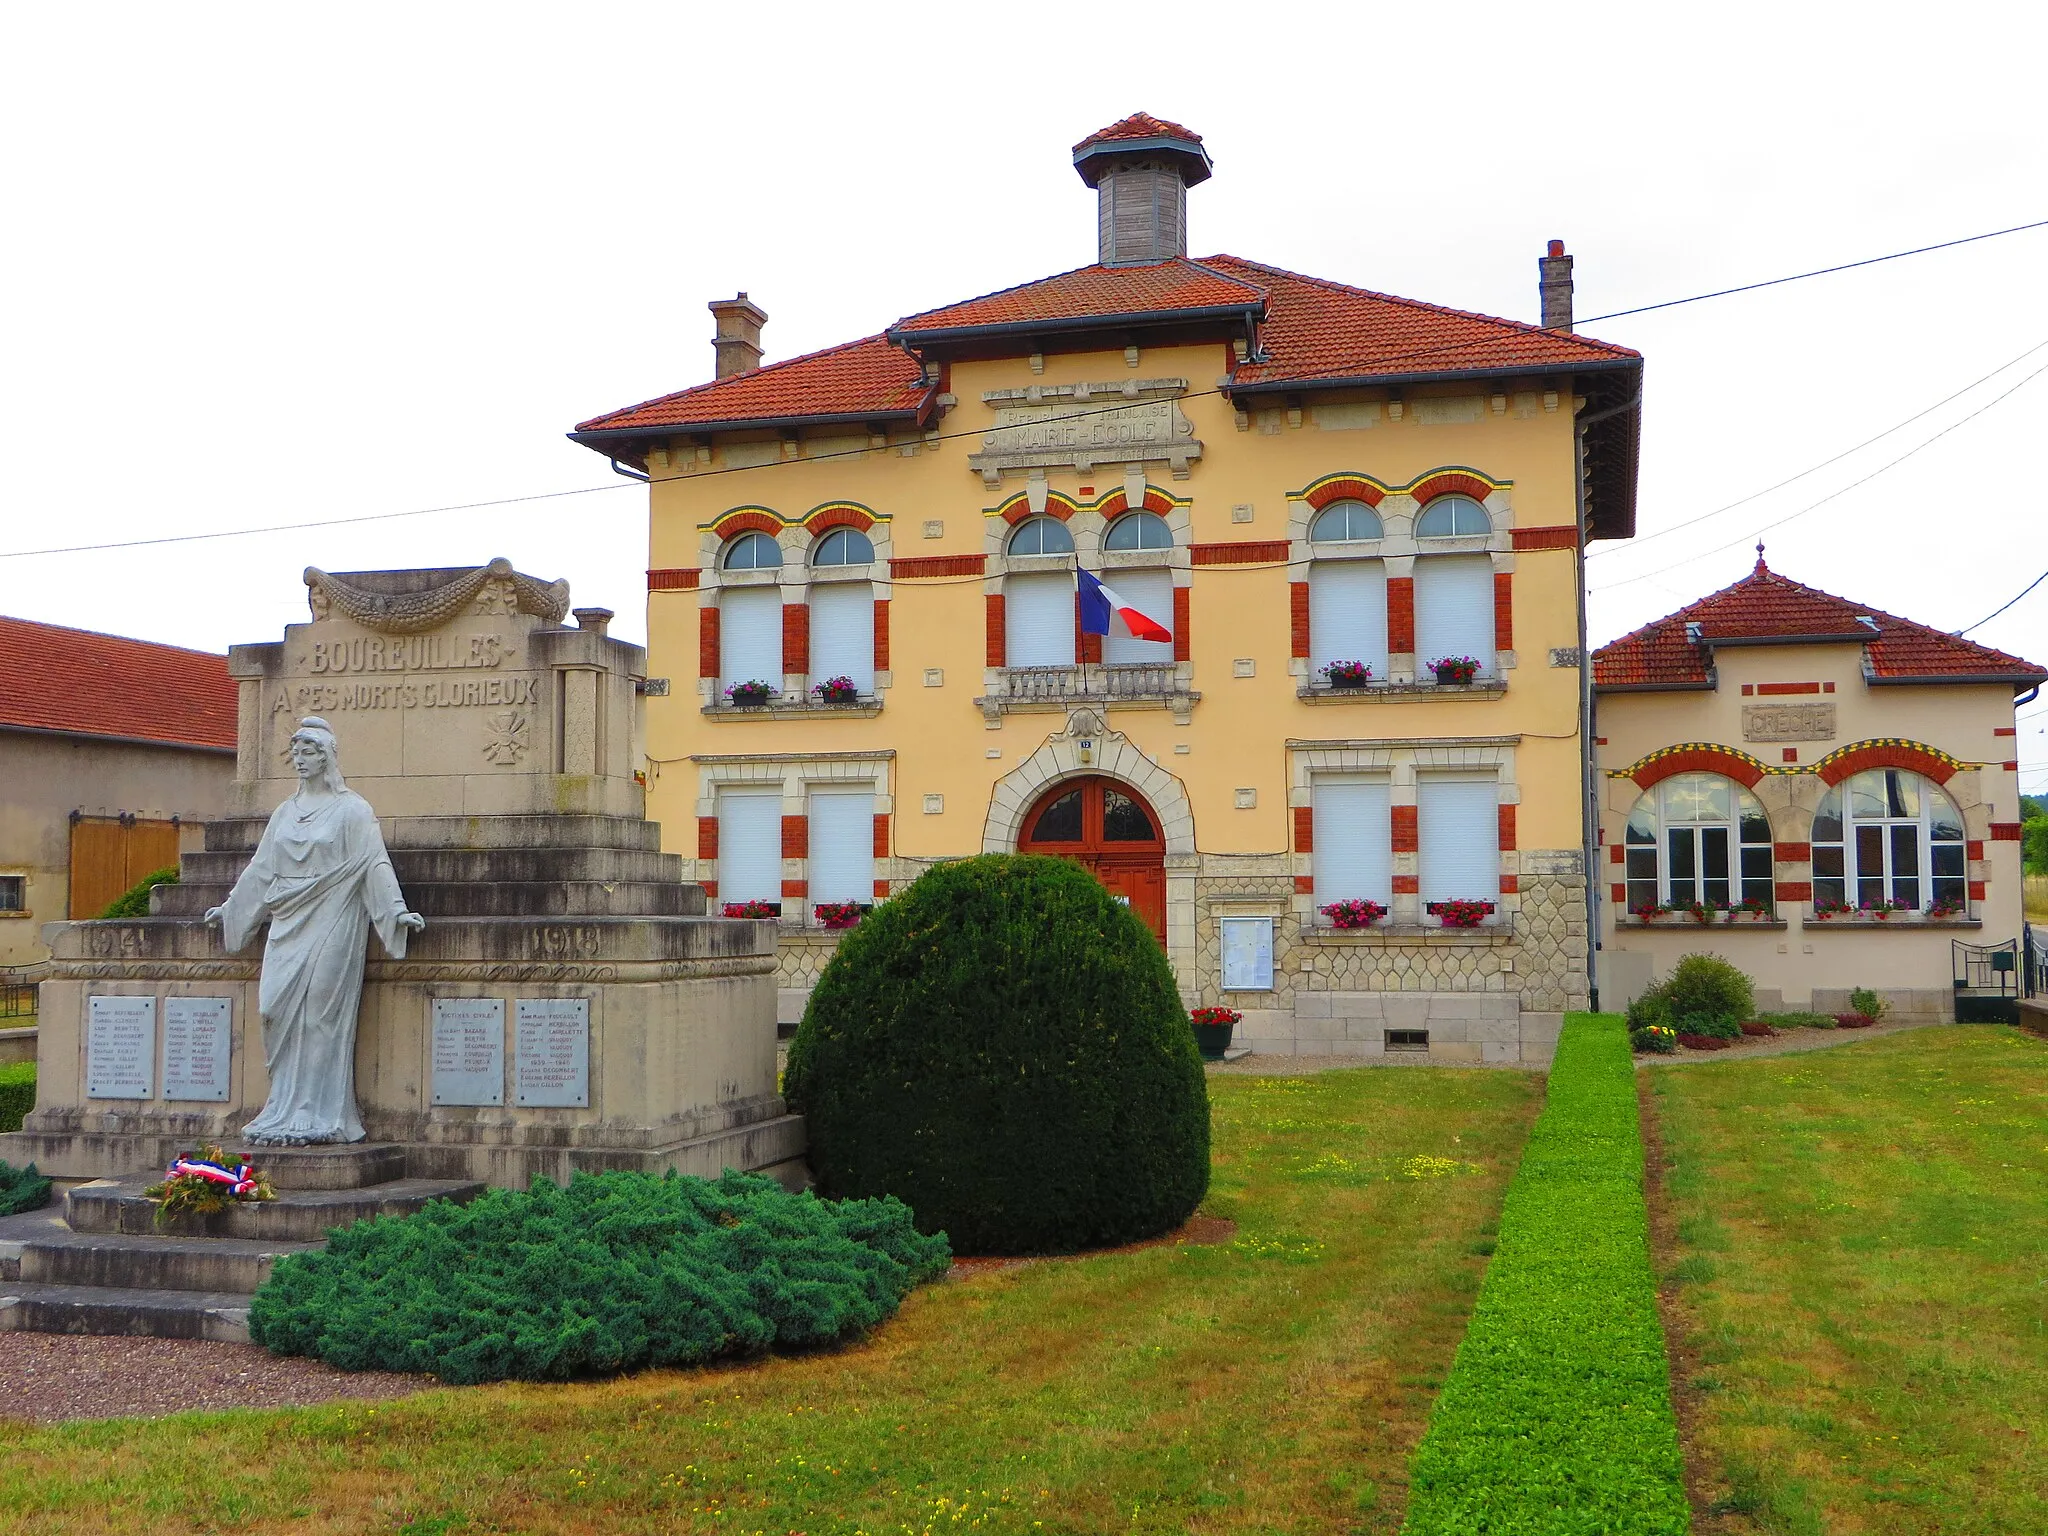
(1078, 568, 1172, 643)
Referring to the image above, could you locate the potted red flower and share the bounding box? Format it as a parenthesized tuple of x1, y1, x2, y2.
(723, 679, 777, 707)
(1319, 898, 1388, 929)
(1428, 655, 1484, 685)
(1426, 898, 1495, 928)
(813, 900, 866, 930)
(1319, 660, 1373, 690)
(812, 675, 861, 704)
(721, 899, 780, 919)
(1811, 897, 1853, 920)
(1190, 1006, 1242, 1060)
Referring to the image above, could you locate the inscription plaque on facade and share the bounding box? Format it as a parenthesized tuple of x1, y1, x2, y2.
(1742, 702, 1836, 743)
(969, 380, 1202, 485)
(86, 995, 156, 1099)
(431, 998, 505, 1106)
(1220, 917, 1275, 992)
(515, 998, 590, 1108)
(162, 997, 233, 1102)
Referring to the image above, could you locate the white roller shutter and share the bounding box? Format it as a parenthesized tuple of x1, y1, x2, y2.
(1419, 776, 1499, 909)
(808, 790, 876, 906)
(1006, 573, 1075, 667)
(1313, 776, 1391, 905)
(1414, 555, 1495, 673)
(717, 792, 781, 905)
(1309, 560, 1388, 677)
(1102, 569, 1175, 664)
(808, 581, 874, 693)
(720, 587, 783, 691)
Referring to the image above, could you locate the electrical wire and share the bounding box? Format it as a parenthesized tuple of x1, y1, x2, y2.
(5, 214, 2046, 563)
(1957, 567, 2048, 635)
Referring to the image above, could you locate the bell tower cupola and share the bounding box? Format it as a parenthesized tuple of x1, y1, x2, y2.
(1073, 113, 1212, 268)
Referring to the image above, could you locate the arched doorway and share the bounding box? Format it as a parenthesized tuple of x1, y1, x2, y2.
(1018, 775, 1167, 944)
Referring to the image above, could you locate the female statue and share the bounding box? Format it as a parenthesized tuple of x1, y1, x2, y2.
(205, 717, 425, 1144)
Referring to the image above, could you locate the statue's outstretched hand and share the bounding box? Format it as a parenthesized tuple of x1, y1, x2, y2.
(202, 906, 225, 927)
(399, 911, 427, 933)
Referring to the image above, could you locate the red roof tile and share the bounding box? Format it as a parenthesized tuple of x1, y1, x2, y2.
(1593, 558, 2047, 689)
(1205, 255, 1639, 387)
(573, 335, 934, 437)
(1073, 113, 1203, 152)
(0, 615, 237, 749)
(891, 258, 1263, 336)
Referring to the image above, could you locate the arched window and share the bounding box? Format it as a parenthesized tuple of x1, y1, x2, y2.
(722, 530, 783, 570)
(1308, 500, 1383, 542)
(1103, 511, 1172, 551)
(1006, 516, 1074, 556)
(1415, 495, 1490, 538)
(1623, 772, 1774, 912)
(810, 527, 873, 566)
(1812, 769, 1966, 913)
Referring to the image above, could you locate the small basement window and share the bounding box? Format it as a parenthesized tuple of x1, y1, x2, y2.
(1385, 1028, 1430, 1052)
(0, 875, 25, 912)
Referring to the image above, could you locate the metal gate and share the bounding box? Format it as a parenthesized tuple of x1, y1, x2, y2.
(1953, 938, 2020, 1024)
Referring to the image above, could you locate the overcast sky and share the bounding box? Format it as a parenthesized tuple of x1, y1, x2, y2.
(4, 4, 2044, 790)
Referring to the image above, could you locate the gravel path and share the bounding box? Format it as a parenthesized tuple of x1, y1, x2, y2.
(0, 1333, 430, 1424)
(1635, 1016, 1946, 1067)
(1208, 1051, 1531, 1075)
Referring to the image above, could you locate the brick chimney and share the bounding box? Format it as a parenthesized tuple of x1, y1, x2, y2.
(1539, 240, 1574, 331)
(708, 293, 767, 378)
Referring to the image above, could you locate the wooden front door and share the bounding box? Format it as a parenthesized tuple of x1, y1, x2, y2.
(1018, 776, 1168, 945)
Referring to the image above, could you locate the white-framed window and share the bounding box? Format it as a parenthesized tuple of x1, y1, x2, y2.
(716, 792, 781, 906)
(1312, 775, 1391, 908)
(719, 586, 782, 692)
(1006, 516, 1074, 556)
(1005, 572, 1075, 667)
(1414, 554, 1495, 676)
(807, 790, 876, 909)
(1102, 569, 1174, 665)
(1103, 511, 1172, 550)
(810, 527, 873, 566)
(1309, 500, 1382, 542)
(1415, 495, 1490, 538)
(722, 530, 783, 570)
(1308, 561, 1388, 680)
(1418, 775, 1499, 913)
(808, 581, 874, 693)
(1622, 772, 1774, 912)
(1812, 768, 1966, 912)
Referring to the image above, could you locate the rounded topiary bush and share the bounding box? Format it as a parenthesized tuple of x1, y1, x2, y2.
(783, 853, 1209, 1256)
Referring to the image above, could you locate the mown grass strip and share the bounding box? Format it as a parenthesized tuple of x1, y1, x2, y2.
(1402, 1012, 1689, 1535)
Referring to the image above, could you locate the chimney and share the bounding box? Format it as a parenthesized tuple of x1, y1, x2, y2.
(1539, 239, 1574, 331)
(708, 293, 767, 378)
(1072, 114, 1212, 267)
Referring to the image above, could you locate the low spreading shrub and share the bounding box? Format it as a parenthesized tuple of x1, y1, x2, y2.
(1758, 1010, 1836, 1030)
(1674, 1010, 1740, 1041)
(249, 1169, 950, 1384)
(1739, 1020, 1776, 1037)
(1629, 1025, 1677, 1055)
(1402, 1015, 1688, 1534)
(1676, 1034, 1733, 1051)
(785, 854, 1209, 1255)
(0, 1159, 50, 1216)
(0, 1062, 34, 1134)
(1848, 986, 1889, 1022)
(95, 867, 179, 920)
(1834, 1013, 1875, 1029)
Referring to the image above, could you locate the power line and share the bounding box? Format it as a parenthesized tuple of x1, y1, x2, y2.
(7, 214, 2047, 563)
(1591, 357, 2048, 592)
(1588, 334, 2048, 559)
(1958, 567, 2048, 636)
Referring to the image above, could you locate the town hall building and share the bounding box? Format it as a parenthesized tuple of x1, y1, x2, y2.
(571, 114, 1646, 1063)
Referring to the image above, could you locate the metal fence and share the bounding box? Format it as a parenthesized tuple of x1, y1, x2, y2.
(0, 969, 34, 1020)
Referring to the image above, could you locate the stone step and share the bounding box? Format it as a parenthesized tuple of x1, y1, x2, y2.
(204, 813, 667, 854)
(177, 844, 688, 889)
(154, 878, 704, 919)
(0, 1281, 253, 1343)
(66, 1175, 486, 1242)
(14, 1228, 318, 1294)
(230, 1142, 409, 1191)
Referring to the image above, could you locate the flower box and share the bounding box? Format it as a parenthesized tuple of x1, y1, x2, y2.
(720, 900, 781, 919)
(811, 676, 861, 705)
(1319, 661, 1374, 689)
(1428, 656, 1483, 685)
(813, 901, 868, 930)
(1318, 898, 1388, 930)
(1190, 1006, 1241, 1060)
(723, 680, 778, 707)
(1425, 898, 1495, 929)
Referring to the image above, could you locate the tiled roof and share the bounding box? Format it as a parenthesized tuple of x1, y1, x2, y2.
(0, 615, 237, 749)
(1073, 113, 1203, 152)
(1593, 558, 2047, 689)
(1205, 255, 1640, 388)
(891, 258, 1264, 336)
(573, 335, 934, 437)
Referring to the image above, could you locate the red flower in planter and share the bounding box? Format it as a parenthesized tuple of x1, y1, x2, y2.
(1428, 655, 1484, 685)
(1319, 898, 1388, 929)
(813, 901, 867, 930)
(720, 900, 780, 919)
(1426, 898, 1495, 928)
(1190, 1007, 1242, 1026)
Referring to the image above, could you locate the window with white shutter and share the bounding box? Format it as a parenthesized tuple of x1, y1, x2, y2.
(1102, 569, 1174, 664)
(1414, 555, 1495, 673)
(808, 791, 876, 906)
(1418, 776, 1499, 910)
(1309, 560, 1389, 677)
(808, 581, 874, 693)
(1313, 776, 1391, 906)
(717, 792, 781, 905)
(719, 587, 783, 691)
(1005, 572, 1075, 667)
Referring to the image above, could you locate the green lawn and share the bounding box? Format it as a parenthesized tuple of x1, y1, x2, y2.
(1649, 1025, 2048, 1535)
(0, 1065, 1541, 1535)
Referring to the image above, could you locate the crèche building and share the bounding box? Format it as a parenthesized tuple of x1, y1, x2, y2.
(572, 114, 1647, 1063)
(1594, 553, 2044, 1018)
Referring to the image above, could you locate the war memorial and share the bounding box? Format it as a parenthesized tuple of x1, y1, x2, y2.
(0, 560, 799, 1339)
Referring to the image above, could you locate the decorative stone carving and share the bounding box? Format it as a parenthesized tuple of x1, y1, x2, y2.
(303, 557, 570, 632)
(970, 379, 1203, 487)
(1742, 702, 1836, 743)
(482, 709, 530, 766)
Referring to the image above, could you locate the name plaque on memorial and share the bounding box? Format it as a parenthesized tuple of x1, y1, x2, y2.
(515, 998, 590, 1108)
(162, 997, 233, 1102)
(431, 998, 506, 1106)
(86, 995, 157, 1099)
